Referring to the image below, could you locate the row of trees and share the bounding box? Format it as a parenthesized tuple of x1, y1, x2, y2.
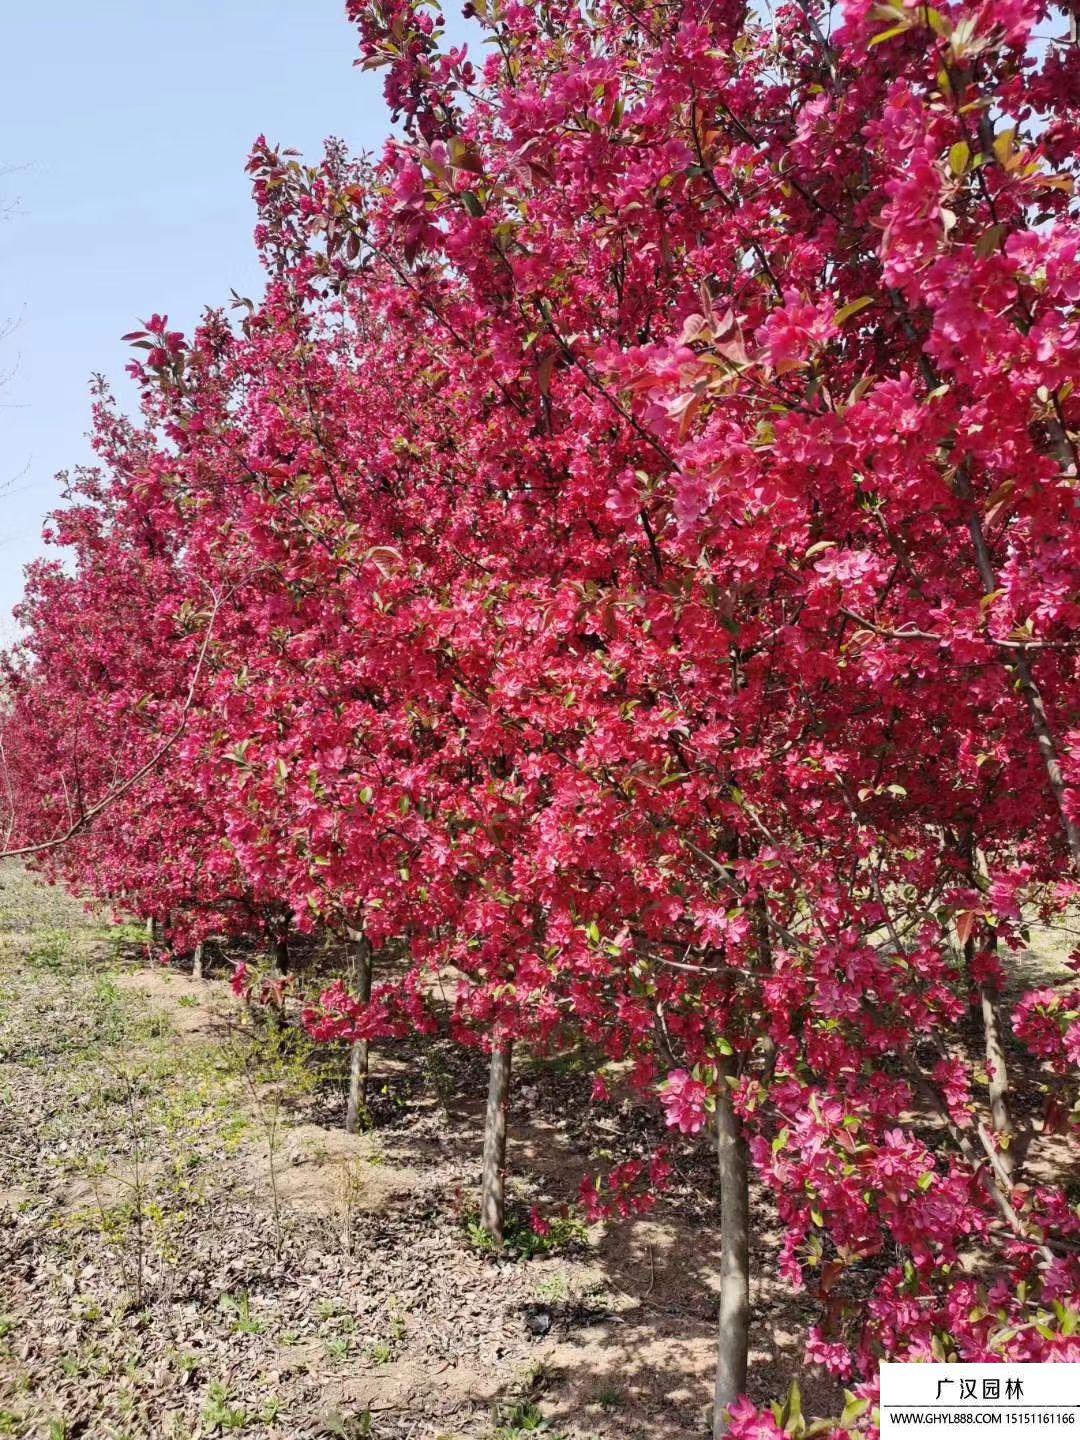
(3, 0, 1080, 1433)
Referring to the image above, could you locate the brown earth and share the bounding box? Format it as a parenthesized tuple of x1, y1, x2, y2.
(10, 867, 1076, 1439)
(0, 863, 844, 1440)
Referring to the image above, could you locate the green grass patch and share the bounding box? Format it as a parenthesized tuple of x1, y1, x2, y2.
(465, 1205, 588, 1261)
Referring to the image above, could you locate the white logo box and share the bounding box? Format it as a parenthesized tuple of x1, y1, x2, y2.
(880, 1363, 1080, 1439)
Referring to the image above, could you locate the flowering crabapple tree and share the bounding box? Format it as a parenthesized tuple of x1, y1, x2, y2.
(0, 385, 301, 967)
(283, 0, 1080, 1430)
(4, 0, 1080, 1434)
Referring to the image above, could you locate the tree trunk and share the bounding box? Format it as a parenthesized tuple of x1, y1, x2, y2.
(192, 942, 204, 981)
(480, 1039, 512, 1245)
(345, 928, 374, 1135)
(961, 844, 1016, 1180)
(266, 922, 290, 1028)
(270, 929, 289, 978)
(713, 1057, 750, 1440)
(145, 916, 158, 945)
(980, 979, 1015, 1178)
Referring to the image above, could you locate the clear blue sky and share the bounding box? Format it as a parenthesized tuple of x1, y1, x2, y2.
(0, 2, 462, 637)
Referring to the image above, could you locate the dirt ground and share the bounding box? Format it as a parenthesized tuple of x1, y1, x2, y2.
(0, 863, 851, 1440)
(4, 866, 1078, 1439)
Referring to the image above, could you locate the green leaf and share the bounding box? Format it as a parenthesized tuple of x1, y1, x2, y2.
(780, 1378, 803, 1433)
(833, 296, 874, 326)
(869, 22, 911, 45)
(840, 1395, 870, 1428)
(975, 223, 1006, 258)
(948, 140, 970, 176)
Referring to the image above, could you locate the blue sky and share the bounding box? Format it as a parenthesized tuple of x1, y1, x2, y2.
(0, 2, 459, 636)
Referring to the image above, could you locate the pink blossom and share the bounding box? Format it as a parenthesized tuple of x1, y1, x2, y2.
(756, 290, 836, 369)
(660, 1069, 710, 1134)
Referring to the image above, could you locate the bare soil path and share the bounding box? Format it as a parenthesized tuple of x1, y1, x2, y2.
(0, 864, 832, 1440)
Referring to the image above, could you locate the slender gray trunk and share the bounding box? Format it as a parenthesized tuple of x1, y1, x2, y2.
(265, 923, 290, 1028)
(270, 930, 289, 979)
(146, 917, 158, 944)
(961, 845, 1016, 1180)
(192, 942, 204, 981)
(974, 928, 1016, 1181)
(345, 928, 374, 1134)
(713, 1056, 750, 1440)
(980, 979, 1015, 1179)
(480, 1039, 512, 1245)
